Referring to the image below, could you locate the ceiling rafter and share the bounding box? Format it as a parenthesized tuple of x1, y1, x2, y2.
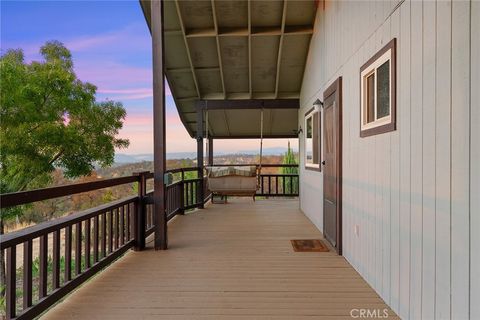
(210, 0, 226, 99)
(274, 0, 288, 98)
(173, 0, 201, 98)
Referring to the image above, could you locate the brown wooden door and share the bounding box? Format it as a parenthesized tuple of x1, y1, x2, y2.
(323, 77, 342, 254)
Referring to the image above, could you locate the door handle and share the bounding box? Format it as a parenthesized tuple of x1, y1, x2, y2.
(322, 160, 326, 165)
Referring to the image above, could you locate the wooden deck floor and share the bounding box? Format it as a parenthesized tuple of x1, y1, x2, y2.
(43, 198, 398, 319)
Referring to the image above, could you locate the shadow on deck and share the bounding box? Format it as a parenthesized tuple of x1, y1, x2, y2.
(43, 198, 398, 319)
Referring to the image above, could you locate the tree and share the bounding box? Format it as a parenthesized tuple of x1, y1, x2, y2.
(0, 41, 129, 296)
(281, 141, 298, 194)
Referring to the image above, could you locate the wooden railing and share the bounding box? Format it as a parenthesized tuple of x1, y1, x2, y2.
(0, 164, 297, 319)
(258, 174, 299, 196)
(0, 167, 203, 320)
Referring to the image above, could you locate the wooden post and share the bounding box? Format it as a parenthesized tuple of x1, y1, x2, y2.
(197, 106, 204, 208)
(152, 0, 167, 250)
(133, 171, 148, 250)
(208, 137, 214, 166)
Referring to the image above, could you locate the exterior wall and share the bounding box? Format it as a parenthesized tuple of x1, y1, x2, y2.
(298, 0, 479, 318)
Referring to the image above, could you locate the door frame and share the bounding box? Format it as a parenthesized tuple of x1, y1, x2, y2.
(322, 77, 342, 255)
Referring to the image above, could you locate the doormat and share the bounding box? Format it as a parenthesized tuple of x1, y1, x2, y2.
(290, 239, 329, 252)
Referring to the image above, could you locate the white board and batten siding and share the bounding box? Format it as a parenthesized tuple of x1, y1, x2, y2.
(298, 0, 479, 319)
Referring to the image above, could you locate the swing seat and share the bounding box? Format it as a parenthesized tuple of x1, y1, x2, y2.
(205, 166, 258, 198)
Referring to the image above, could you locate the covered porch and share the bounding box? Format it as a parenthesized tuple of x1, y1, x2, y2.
(43, 198, 397, 319)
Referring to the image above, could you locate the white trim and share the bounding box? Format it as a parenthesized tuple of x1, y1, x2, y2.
(304, 110, 320, 168)
(360, 49, 392, 131)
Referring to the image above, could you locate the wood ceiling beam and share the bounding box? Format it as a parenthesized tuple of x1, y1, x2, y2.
(274, 0, 288, 99)
(209, 134, 298, 139)
(211, 0, 226, 99)
(196, 99, 299, 110)
(173, 0, 201, 98)
(168, 67, 220, 73)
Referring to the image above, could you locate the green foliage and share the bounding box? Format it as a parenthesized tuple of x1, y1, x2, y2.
(0, 41, 129, 222)
(281, 141, 298, 194)
(281, 141, 298, 174)
(102, 190, 115, 203)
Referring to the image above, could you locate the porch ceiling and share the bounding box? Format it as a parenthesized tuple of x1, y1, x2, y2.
(140, 0, 317, 138)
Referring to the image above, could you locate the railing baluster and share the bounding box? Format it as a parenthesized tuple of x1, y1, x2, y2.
(261, 176, 264, 195)
(39, 234, 48, 298)
(75, 222, 82, 276)
(268, 176, 271, 195)
(290, 176, 293, 195)
(282, 176, 286, 195)
(190, 181, 194, 205)
(52, 231, 60, 289)
(149, 204, 152, 228)
(6, 246, 16, 319)
(85, 218, 91, 269)
(146, 205, 150, 230)
(108, 210, 113, 254)
(126, 204, 130, 240)
(276, 176, 278, 195)
(65, 225, 72, 282)
(23, 240, 33, 309)
(94, 215, 99, 263)
(101, 212, 107, 258)
(120, 205, 124, 246)
(114, 208, 119, 250)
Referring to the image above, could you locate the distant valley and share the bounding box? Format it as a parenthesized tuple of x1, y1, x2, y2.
(114, 147, 293, 164)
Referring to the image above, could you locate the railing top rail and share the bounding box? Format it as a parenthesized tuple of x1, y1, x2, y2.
(0, 175, 139, 209)
(165, 167, 200, 174)
(0, 195, 137, 250)
(206, 164, 298, 168)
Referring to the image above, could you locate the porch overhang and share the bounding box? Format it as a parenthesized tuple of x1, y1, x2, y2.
(140, 0, 317, 138)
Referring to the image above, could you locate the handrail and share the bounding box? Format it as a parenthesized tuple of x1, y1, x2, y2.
(207, 163, 298, 168)
(165, 166, 198, 174)
(0, 167, 200, 209)
(0, 175, 139, 209)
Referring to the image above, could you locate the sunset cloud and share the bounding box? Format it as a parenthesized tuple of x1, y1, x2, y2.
(2, 2, 297, 155)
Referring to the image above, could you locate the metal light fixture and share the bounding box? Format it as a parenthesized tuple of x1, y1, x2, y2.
(313, 98, 323, 112)
(294, 126, 303, 136)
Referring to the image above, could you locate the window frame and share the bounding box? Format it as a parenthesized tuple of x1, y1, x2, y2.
(304, 107, 321, 171)
(360, 38, 397, 137)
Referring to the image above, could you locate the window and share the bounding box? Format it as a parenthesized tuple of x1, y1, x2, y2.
(360, 38, 396, 137)
(305, 108, 320, 170)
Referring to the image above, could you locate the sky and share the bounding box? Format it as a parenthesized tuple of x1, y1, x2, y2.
(1, 0, 298, 155)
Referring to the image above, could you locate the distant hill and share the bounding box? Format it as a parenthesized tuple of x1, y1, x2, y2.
(115, 147, 292, 164)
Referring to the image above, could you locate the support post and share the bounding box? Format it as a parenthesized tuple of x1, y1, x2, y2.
(197, 106, 204, 209)
(208, 137, 214, 166)
(133, 171, 148, 251)
(152, 0, 167, 250)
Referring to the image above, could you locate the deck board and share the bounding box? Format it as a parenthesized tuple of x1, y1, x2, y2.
(42, 198, 398, 319)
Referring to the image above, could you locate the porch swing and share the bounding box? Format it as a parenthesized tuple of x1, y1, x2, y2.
(205, 108, 264, 203)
